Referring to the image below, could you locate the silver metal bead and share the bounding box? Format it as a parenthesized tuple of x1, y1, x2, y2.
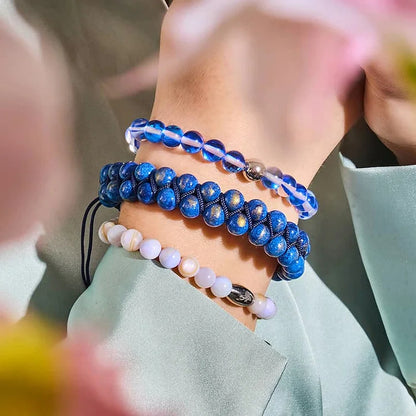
(243, 159, 265, 181)
(227, 284, 255, 307)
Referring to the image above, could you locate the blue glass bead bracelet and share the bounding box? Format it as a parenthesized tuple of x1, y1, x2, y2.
(99, 161, 311, 281)
(99, 220, 277, 319)
(124, 117, 318, 219)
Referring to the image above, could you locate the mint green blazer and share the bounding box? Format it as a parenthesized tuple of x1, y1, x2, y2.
(65, 154, 416, 415)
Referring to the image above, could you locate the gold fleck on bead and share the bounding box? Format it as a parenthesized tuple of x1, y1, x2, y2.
(243, 159, 266, 181)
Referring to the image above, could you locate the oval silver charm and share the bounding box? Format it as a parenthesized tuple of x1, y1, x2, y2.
(227, 284, 255, 307)
(242, 159, 265, 182)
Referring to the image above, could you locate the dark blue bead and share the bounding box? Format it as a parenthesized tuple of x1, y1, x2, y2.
(99, 164, 112, 184)
(248, 224, 271, 246)
(144, 120, 165, 143)
(203, 204, 225, 227)
(304, 243, 311, 257)
(289, 183, 308, 206)
(261, 167, 282, 190)
(181, 131, 204, 153)
(285, 222, 299, 244)
(281, 267, 304, 280)
(99, 184, 115, 207)
(119, 162, 137, 180)
(200, 181, 221, 202)
(157, 188, 176, 211)
(226, 212, 249, 236)
(247, 199, 268, 222)
(274, 268, 291, 281)
(277, 246, 299, 267)
(222, 150, 246, 173)
(126, 118, 147, 141)
(297, 230, 310, 249)
(137, 182, 154, 204)
(202, 139, 226, 162)
(119, 180, 136, 201)
(281, 174, 296, 195)
(154, 167, 176, 187)
(264, 235, 287, 257)
(179, 195, 200, 218)
(223, 189, 244, 211)
(106, 180, 122, 204)
(284, 256, 305, 274)
(162, 125, 183, 148)
(134, 162, 155, 181)
(108, 162, 123, 180)
(269, 210, 287, 234)
(177, 174, 198, 193)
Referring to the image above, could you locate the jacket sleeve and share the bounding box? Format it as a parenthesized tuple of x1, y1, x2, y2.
(67, 246, 287, 416)
(339, 153, 416, 393)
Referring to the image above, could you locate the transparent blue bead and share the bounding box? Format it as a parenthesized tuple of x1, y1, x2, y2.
(177, 174, 198, 193)
(285, 222, 299, 244)
(126, 118, 147, 143)
(223, 189, 244, 211)
(119, 162, 137, 180)
(281, 174, 296, 195)
(181, 131, 204, 153)
(284, 256, 305, 275)
(144, 120, 165, 143)
(226, 212, 249, 236)
(277, 246, 299, 267)
(134, 162, 155, 181)
(203, 204, 225, 227)
(264, 235, 287, 257)
(179, 195, 200, 218)
(154, 167, 176, 187)
(128, 139, 140, 154)
(106, 180, 122, 204)
(200, 181, 221, 202)
(157, 188, 176, 211)
(248, 224, 271, 246)
(119, 180, 136, 201)
(108, 162, 123, 180)
(137, 182, 154, 204)
(289, 183, 308, 206)
(222, 150, 246, 173)
(269, 210, 287, 234)
(247, 199, 268, 222)
(298, 209, 313, 220)
(261, 167, 282, 190)
(162, 125, 183, 148)
(99, 164, 112, 184)
(202, 139, 226, 162)
(99, 184, 114, 207)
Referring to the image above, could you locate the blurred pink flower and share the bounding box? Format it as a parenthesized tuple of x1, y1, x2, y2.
(104, 0, 416, 139)
(0, 22, 74, 244)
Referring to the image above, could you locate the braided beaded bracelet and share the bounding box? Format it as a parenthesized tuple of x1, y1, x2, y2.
(98, 220, 277, 319)
(124, 118, 318, 219)
(98, 161, 311, 281)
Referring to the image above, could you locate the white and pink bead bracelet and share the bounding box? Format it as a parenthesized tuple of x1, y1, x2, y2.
(98, 220, 277, 320)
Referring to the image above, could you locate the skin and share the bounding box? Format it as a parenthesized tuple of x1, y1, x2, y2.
(120, 3, 416, 331)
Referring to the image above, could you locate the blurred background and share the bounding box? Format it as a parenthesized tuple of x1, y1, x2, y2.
(0, 0, 405, 390)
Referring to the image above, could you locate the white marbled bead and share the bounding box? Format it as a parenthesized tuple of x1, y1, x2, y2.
(120, 229, 143, 252)
(194, 267, 216, 288)
(159, 247, 181, 269)
(139, 238, 162, 259)
(98, 221, 116, 244)
(106, 224, 127, 246)
(210, 276, 232, 298)
(256, 298, 277, 319)
(178, 257, 200, 278)
(247, 294, 267, 316)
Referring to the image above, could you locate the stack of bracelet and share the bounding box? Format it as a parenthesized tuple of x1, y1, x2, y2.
(98, 219, 277, 319)
(124, 118, 318, 219)
(98, 161, 310, 281)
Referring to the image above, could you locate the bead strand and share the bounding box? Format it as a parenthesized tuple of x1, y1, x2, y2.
(98, 220, 277, 319)
(98, 161, 311, 280)
(124, 117, 318, 219)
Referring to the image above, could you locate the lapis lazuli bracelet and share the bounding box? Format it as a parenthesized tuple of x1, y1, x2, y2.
(124, 118, 318, 220)
(99, 161, 311, 281)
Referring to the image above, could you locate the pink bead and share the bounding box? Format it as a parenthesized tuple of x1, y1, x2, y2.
(106, 224, 127, 246)
(247, 294, 267, 316)
(256, 298, 277, 319)
(194, 267, 216, 288)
